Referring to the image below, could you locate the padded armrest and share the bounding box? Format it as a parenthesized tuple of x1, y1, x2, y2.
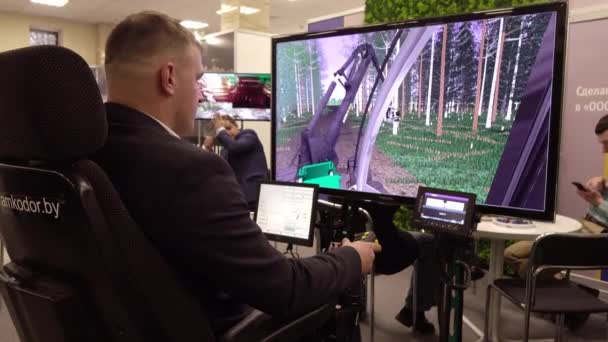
(220, 304, 334, 342)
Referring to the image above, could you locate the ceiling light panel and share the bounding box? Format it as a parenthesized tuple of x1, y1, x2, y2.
(216, 4, 238, 15)
(30, 0, 69, 7)
(239, 6, 261, 15)
(180, 20, 209, 29)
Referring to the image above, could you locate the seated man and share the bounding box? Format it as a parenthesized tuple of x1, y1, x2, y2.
(92, 11, 381, 336)
(395, 232, 439, 334)
(395, 232, 485, 335)
(504, 113, 608, 330)
(211, 114, 269, 210)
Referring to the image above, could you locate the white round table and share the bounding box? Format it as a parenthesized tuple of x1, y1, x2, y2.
(473, 214, 582, 342)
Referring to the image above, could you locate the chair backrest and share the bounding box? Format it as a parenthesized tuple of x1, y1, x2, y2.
(529, 232, 608, 271)
(0, 46, 213, 342)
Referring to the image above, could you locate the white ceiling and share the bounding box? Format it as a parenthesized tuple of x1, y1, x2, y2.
(0, 0, 365, 35)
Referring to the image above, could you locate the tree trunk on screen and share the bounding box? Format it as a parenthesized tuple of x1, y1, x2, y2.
(392, 39, 401, 108)
(491, 26, 506, 123)
(401, 79, 406, 117)
(472, 20, 487, 132)
(410, 71, 416, 113)
(486, 17, 505, 129)
(308, 43, 316, 116)
(425, 33, 436, 126)
(418, 55, 423, 119)
(437, 25, 448, 137)
(506, 19, 524, 121)
(500, 60, 512, 116)
(294, 63, 300, 117)
(303, 64, 308, 114)
(477, 45, 490, 128)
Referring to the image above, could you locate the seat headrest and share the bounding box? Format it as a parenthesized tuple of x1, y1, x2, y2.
(0, 46, 107, 161)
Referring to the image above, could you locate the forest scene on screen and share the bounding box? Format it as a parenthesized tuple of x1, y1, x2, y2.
(275, 12, 554, 209)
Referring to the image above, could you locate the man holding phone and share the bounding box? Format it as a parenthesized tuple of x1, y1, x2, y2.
(575, 114, 608, 229)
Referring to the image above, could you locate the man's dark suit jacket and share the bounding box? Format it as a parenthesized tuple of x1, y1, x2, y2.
(216, 129, 268, 208)
(92, 103, 361, 332)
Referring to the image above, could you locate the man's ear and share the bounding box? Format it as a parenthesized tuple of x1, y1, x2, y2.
(160, 62, 176, 96)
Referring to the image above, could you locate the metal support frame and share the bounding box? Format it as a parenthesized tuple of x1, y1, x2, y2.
(317, 198, 375, 342)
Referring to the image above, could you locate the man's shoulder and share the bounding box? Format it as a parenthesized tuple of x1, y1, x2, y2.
(238, 129, 262, 144)
(241, 129, 258, 136)
(146, 136, 231, 173)
(99, 122, 229, 175)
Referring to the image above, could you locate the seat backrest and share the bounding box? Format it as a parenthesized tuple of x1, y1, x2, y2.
(0, 46, 213, 342)
(529, 232, 608, 271)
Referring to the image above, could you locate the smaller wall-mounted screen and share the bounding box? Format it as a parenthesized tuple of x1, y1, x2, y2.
(197, 73, 271, 121)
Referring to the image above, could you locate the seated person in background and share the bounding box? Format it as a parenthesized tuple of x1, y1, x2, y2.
(394, 232, 439, 334)
(212, 114, 269, 210)
(395, 232, 485, 335)
(504, 113, 608, 330)
(93, 11, 381, 337)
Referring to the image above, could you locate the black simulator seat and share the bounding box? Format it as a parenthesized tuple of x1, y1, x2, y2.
(0, 46, 334, 342)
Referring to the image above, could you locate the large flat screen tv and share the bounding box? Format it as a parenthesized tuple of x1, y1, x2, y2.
(272, 2, 567, 220)
(197, 72, 271, 121)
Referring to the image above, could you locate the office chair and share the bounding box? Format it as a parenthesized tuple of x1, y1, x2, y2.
(484, 232, 608, 342)
(0, 46, 335, 342)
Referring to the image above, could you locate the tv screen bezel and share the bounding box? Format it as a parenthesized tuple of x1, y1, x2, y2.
(198, 71, 272, 122)
(271, 2, 567, 221)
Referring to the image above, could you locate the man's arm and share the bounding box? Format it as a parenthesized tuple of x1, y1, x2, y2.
(166, 153, 362, 318)
(589, 193, 608, 224)
(216, 130, 257, 155)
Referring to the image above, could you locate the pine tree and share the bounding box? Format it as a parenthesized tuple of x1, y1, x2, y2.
(509, 13, 551, 118)
(437, 25, 448, 137)
(506, 18, 524, 120)
(491, 19, 506, 123)
(425, 32, 436, 126)
(485, 17, 505, 129)
(417, 54, 423, 118)
(472, 20, 487, 132)
(457, 21, 477, 112)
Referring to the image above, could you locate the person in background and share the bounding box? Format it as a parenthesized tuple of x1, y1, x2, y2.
(201, 135, 215, 152)
(93, 11, 382, 338)
(394, 232, 439, 334)
(504, 113, 608, 331)
(212, 114, 269, 210)
(576, 114, 608, 230)
(394, 232, 485, 335)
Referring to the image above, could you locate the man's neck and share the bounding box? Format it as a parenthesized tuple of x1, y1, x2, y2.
(109, 96, 172, 125)
(108, 99, 180, 138)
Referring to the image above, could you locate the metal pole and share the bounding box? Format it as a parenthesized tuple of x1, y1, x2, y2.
(317, 198, 375, 341)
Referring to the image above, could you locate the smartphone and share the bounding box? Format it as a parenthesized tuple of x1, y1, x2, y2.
(572, 181, 589, 192)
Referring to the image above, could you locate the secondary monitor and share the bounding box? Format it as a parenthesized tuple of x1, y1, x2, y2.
(272, 2, 567, 220)
(255, 181, 318, 247)
(412, 187, 477, 237)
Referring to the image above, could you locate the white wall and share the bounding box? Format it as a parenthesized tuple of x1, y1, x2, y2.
(0, 11, 112, 65)
(557, 1, 608, 219)
(234, 30, 273, 167)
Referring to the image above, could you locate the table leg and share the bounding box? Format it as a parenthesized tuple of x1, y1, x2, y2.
(0, 238, 4, 312)
(0, 238, 4, 266)
(197, 120, 202, 146)
(488, 239, 505, 342)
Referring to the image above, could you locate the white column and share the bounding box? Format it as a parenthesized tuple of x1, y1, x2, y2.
(220, 0, 270, 32)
